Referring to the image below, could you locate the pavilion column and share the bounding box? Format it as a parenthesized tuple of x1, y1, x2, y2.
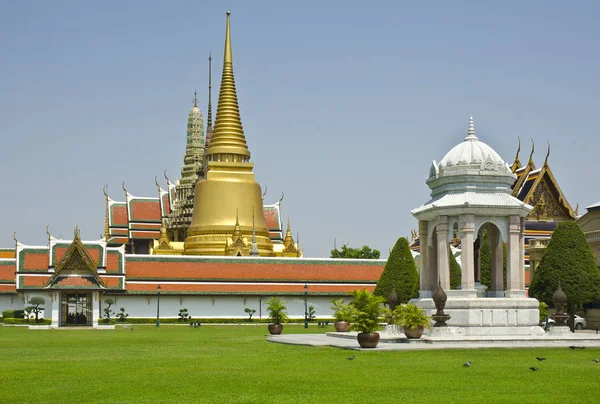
(418, 220, 433, 297)
(459, 214, 475, 291)
(436, 217, 450, 291)
(490, 225, 504, 297)
(506, 215, 525, 297)
(520, 217, 526, 290)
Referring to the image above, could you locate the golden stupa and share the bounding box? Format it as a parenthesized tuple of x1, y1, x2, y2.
(184, 12, 275, 256)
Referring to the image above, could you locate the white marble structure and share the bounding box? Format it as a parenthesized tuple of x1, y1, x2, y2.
(411, 117, 543, 336)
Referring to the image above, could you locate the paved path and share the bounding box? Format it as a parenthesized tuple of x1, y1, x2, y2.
(268, 332, 600, 351)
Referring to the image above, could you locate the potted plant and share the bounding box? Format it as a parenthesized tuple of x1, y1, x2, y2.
(330, 298, 352, 332)
(266, 296, 288, 335)
(397, 303, 431, 339)
(348, 289, 385, 348)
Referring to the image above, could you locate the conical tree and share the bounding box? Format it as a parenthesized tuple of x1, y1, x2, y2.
(529, 221, 600, 309)
(478, 230, 507, 290)
(374, 238, 419, 304)
(449, 249, 462, 289)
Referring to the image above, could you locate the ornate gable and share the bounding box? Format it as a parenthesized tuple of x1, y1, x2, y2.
(524, 167, 576, 220)
(45, 229, 105, 290)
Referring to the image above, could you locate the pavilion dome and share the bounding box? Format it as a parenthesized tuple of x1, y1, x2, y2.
(438, 116, 506, 169)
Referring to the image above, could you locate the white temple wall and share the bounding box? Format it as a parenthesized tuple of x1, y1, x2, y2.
(102, 294, 336, 319)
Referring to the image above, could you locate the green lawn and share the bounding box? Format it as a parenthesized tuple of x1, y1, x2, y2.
(1, 325, 599, 403)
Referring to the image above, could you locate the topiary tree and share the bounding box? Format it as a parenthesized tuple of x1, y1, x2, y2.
(178, 308, 189, 322)
(374, 238, 419, 303)
(27, 297, 45, 322)
(116, 308, 129, 322)
(478, 230, 507, 290)
(244, 307, 256, 321)
(449, 249, 462, 289)
(103, 298, 114, 320)
(529, 221, 600, 330)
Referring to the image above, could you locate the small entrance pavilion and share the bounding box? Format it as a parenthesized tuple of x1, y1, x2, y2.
(44, 228, 105, 327)
(412, 117, 541, 336)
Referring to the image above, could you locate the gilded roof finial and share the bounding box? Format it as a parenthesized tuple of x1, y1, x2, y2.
(208, 10, 251, 159)
(464, 116, 478, 141)
(163, 170, 170, 184)
(13, 232, 18, 248)
(278, 191, 285, 205)
(528, 138, 535, 165)
(74, 224, 80, 241)
(46, 225, 51, 242)
(193, 90, 198, 107)
(206, 53, 213, 141)
(103, 184, 110, 241)
(262, 185, 268, 201)
(122, 181, 128, 194)
(544, 141, 550, 167)
(575, 203, 579, 216)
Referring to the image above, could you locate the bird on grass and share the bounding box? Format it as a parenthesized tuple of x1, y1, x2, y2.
(529, 367, 539, 371)
(569, 346, 577, 350)
(536, 357, 546, 361)
(347, 355, 355, 360)
(593, 359, 600, 363)
(463, 362, 471, 367)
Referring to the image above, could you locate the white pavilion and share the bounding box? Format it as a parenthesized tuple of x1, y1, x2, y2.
(411, 117, 543, 336)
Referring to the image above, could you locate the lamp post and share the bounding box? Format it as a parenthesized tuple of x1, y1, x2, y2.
(156, 285, 161, 328)
(304, 284, 308, 329)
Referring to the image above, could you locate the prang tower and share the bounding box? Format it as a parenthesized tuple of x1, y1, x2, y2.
(184, 12, 274, 256)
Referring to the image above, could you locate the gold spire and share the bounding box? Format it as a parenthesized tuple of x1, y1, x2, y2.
(103, 184, 110, 241)
(232, 209, 242, 238)
(207, 11, 250, 159)
(283, 217, 295, 248)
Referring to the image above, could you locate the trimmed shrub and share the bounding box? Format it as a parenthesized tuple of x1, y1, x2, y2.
(449, 249, 462, 289)
(530, 221, 600, 306)
(374, 237, 418, 303)
(2, 310, 15, 319)
(13, 310, 25, 319)
(4, 318, 51, 325)
(479, 230, 507, 290)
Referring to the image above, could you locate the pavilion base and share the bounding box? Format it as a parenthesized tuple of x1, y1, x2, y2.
(548, 325, 573, 336)
(412, 295, 543, 336)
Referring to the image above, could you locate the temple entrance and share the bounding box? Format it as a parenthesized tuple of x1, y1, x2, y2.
(61, 293, 92, 326)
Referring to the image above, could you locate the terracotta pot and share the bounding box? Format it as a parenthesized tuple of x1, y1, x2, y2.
(268, 324, 283, 335)
(357, 332, 380, 348)
(334, 321, 350, 332)
(403, 326, 424, 339)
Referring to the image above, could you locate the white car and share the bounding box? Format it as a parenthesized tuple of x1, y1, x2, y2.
(541, 315, 587, 330)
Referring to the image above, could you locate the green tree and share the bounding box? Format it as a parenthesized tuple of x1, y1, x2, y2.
(449, 249, 462, 290)
(103, 298, 114, 320)
(330, 244, 381, 259)
(529, 221, 600, 329)
(478, 230, 507, 290)
(27, 297, 45, 322)
(374, 238, 418, 303)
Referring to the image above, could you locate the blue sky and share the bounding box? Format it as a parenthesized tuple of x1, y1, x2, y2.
(1, 1, 599, 258)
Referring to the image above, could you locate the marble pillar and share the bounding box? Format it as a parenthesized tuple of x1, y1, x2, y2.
(418, 221, 432, 297)
(460, 214, 475, 291)
(506, 215, 524, 297)
(436, 217, 450, 290)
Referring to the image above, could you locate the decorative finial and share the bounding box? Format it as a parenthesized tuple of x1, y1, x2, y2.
(575, 203, 579, 216)
(193, 90, 198, 107)
(226, 10, 231, 15)
(74, 224, 80, 240)
(528, 138, 535, 165)
(262, 185, 268, 201)
(278, 191, 285, 205)
(206, 53, 213, 141)
(517, 136, 521, 156)
(544, 141, 550, 167)
(46, 225, 51, 242)
(163, 170, 170, 184)
(464, 116, 478, 141)
(122, 181, 127, 193)
(13, 232, 17, 247)
(154, 175, 160, 190)
(103, 184, 108, 198)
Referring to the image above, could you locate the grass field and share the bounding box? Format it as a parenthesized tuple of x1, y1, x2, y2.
(1, 325, 599, 403)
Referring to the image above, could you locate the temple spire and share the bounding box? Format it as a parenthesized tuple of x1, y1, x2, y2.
(103, 184, 110, 241)
(206, 54, 213, 136)
(464, 116, 478, 141)
(193, 90, 198, 107)
(250, 207, 259, 256)
(208, 11, 250, 159)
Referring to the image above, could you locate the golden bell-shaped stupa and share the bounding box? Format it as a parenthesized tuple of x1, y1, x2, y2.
(184, 11, 274, 256)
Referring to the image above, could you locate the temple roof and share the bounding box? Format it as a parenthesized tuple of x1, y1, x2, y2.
(509, 142, 576, 220)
